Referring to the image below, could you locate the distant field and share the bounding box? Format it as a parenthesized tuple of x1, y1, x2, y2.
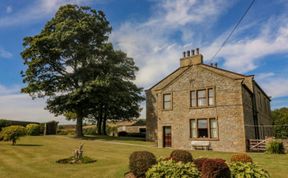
(0, 136, 287, 178)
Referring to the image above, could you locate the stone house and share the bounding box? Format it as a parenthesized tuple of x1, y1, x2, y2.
(146, 49, 273, 152)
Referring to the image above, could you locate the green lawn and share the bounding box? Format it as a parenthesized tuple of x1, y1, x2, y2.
(0, 136, 287, 178)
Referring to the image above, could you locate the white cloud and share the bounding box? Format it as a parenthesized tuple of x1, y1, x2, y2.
(0, 0, 89, 27)
(0, 47, 12, 58)
(205, 16, 288, 73)
(112, 0, 231, 88)
(257, 77, 288, 98)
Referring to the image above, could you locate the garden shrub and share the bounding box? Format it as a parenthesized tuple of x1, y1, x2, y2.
(0, 125, 26, 145)
(230, 153, 253, 163)
(83, 127, 97, 135)
(229, 162, 270, 178)
(266, 140, 285, 154)
(201, 159, 230, 178)
(170, 149, 193, 163)
(146, 159, 200, 178)
(129, 151, 156, 178)
(26, 124, 41, 136)
(194, 158, 209, 172)
(57, 129, 75, 135)
(118, 131, 128, 136)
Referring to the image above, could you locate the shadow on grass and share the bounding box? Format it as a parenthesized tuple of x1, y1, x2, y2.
(15, 144, 43, 147)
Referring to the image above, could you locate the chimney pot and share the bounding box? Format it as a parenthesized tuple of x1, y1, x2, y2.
(187, 50, 190, 57)
(191, 49, 195, 55)
(183, 51, 186, 57)
(196, 48, 199, 55)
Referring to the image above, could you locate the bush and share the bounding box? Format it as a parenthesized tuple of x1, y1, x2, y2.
(26, 124, 41, 136)
(170, 149, 193, 163)
(229, 162, 270, 178)
(0, 125, 26, 145)
(146, 159, 200, 178)
(266, 140, 285, 154)
(194, 158, 209, 172)
(230, 153, 253, 163)
(201, 159, 231, 178)
(57, 129, 75, 135)
(83, 127, 97, 136)
(129, 151, 156, 178)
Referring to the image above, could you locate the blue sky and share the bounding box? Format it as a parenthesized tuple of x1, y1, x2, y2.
(0, 0, 287, 123)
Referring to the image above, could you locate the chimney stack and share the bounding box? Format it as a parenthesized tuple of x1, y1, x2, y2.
(183, 51, 186, 57)
(191, 49, 195, 56)
(180, 48, 203, 67)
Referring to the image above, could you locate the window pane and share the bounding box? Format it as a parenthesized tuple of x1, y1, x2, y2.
(191, 91, 196, 98)
(198, 90, 206, 98)
(208, 89, 214, 97)
(198, 98, 206, 106)
(190, 120, 197, 138)
(164, 94, 171, 102)
(164, 102, 171, 109)
(210, 119, 218, 138)
(198, 119, 207, 128)
(208, 89, 214, 106)
(191, 100, 196, 107)
(198, 129, 208, 138)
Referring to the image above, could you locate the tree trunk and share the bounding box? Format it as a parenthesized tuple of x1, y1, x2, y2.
(102, 109, 107, 135)
(97, 117, 102, 135)
(76, 117, 83, 137)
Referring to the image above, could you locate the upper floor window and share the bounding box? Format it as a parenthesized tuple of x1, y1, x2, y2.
(190, 88, 215, 108)
(163, 93, 172, 110)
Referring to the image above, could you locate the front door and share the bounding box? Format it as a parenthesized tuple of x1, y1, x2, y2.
(163, 126, 172, 147)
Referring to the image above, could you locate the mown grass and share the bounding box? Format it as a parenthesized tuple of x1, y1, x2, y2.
(0, 136, 287, 178)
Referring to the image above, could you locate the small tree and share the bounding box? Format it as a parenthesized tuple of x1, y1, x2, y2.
(26, 124, 41, 136)
(0, 125, 26, 145)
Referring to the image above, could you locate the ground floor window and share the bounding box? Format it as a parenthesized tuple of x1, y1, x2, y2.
(190, 118, 218, 139)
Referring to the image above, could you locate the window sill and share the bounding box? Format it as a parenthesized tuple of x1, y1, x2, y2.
(162, 108, 173, 111)
(189, 138, 219, 141)
(190, 105, 216, 109)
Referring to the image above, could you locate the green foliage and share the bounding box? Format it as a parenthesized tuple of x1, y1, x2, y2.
(272, 107, 288, 139)
(21, 4, 144, 137)
(146, 159, 200, 178)
(129, 151, 156, 178)
(57, 129, 75, 135)
(0, 119, 11, 131)
(229, 162, 270, 178)
(266, 140, 285, 154)
(26, 124, 41, 136)
(106, 125, 117, 136)
(230, 153, 253, 163)
(83, 127, 97, 136)
(170, 149, 193, 163)
(201, 159, 231, 178)
(0, 125, 26, 145)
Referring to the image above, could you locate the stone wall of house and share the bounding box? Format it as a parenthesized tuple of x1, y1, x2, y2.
(146, 90, 158, 141)
(242, 85, 256, 141)
(154, 65, 247, 152)
(254, 84, 273, 138)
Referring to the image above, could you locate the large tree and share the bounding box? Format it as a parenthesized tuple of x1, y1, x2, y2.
(21, 5, 112, 137)
(272, 107, 288, 139)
